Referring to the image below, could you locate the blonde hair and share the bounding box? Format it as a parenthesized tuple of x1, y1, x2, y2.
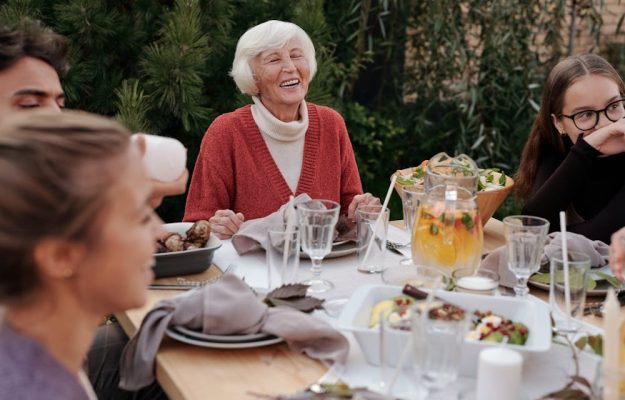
(0, 110, 131, 301)
(230, 20, 317, 96)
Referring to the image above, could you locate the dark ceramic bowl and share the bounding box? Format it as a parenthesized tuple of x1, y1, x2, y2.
(153, 222, 222, 278)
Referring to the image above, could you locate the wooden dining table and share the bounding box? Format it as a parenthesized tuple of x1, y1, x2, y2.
(115, 218, 602, 400)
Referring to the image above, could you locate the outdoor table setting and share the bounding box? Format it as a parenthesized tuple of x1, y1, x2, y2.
(115, 154, 621, 400)
(116, 217, 609, 400)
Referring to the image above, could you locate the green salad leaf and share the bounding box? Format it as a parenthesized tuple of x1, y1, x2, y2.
(592, 271, 621, 288)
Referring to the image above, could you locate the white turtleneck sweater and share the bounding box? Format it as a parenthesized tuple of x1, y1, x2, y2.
(251, 96, 308, 193)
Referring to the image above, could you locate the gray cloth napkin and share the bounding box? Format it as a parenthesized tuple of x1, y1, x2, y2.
(232, 193, 312, 255)
(480, 231, 609, 287)
(118, 274, 349, 390)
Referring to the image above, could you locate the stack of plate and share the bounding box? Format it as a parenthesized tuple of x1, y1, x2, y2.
(166, 326, 283, 349)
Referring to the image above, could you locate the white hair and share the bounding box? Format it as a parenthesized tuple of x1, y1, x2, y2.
(230, 20, 317, 96)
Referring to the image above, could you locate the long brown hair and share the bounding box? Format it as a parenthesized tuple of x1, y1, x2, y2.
(0, 111, 131, 301)
(515, 54, 625, 200)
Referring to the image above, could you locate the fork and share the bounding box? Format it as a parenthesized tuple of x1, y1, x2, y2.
(149, 264, 236, 290)
(386, 239, 410, 249)
(385, 240, 410, 256)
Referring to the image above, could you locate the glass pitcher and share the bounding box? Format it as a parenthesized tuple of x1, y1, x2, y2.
(424, 152, 479, 195)
(411, 153, 483, 274)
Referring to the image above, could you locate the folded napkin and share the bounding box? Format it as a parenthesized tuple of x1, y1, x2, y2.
(232, 193, 312, 254)
(481, 231, 609, 287)
(119, 274, 349, 390)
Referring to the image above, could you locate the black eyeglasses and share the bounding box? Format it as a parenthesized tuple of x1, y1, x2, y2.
(558, 98, 625, 131)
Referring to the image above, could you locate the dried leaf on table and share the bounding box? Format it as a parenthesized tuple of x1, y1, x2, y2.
(264, 284, 324, 313)
(265, 297, 324, 313)
(266, 284, 309, 299)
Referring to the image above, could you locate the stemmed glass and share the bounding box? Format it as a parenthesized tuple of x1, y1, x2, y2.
(297, 199, 340, 293)
(503, 215, 550, 297)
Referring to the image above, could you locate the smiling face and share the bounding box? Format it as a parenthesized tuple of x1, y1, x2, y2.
(72, 145, 163, 314)
(552, 74, 623, 143)
(252, 39, 310, 122)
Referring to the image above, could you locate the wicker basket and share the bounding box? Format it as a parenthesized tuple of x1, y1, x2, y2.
(393, 167, 514, 226)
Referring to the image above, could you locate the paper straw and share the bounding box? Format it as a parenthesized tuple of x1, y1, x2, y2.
(559, 211, 572, 327)
(360, 175, 397, 271)
(282, 195, 296, 283)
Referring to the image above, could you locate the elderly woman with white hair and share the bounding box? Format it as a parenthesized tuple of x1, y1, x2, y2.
(184, 20, 379, 238)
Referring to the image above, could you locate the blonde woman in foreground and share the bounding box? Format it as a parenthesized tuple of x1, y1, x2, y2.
(0, 111, 163, 399)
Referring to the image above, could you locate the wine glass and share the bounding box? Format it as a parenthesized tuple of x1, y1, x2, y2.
(297, 199, 340, 293)
(503, 215, 550, 297)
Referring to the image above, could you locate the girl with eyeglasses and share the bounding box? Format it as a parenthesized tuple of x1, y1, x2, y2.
(516, 54, 625, 243)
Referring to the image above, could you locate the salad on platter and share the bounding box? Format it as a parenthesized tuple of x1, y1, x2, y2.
(368, 285, 530, 346)
(395, 160, 508, 192)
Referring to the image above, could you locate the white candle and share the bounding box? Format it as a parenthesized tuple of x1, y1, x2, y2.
(603, 288, 620, 400)
(476, 347, 523, 400)
(456, 276, 498, 291)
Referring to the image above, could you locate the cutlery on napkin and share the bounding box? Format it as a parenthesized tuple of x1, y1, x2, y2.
(119, 274, 349, 390)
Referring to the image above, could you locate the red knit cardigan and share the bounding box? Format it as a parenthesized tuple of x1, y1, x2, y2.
(183, 102, 363, 221)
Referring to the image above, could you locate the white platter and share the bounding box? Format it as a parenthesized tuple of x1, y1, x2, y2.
(336, 285, 552, 376)
(166, 327, 283, 349)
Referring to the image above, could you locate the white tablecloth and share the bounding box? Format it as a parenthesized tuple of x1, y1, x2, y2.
(212, 225, 602, 399)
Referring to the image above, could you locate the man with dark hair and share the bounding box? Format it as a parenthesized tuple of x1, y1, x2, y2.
(0, 19, 187, 208)
(0, 19, 68, 118)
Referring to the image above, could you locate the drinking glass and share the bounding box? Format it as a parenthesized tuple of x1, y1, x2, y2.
(549, 251, 591, 334)
(401, 186, 423, 234)
(452, 267, 499, 295)
(266, 225, 300, 290)
(503, 215, 550, 297)
(356, 205, 389, 273)
(297, 199, 340, 293)
(411, 306, 468, 393)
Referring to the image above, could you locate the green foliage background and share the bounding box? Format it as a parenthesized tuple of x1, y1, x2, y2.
(0, 0, 618, 221)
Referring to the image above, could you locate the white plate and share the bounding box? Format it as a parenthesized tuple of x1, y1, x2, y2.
(173, 326, 270, 343)
(166, 327, 284, 349)
(301, 241, 357, 259)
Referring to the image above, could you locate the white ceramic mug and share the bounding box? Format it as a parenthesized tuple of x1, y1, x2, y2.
(137, 134, 187, 182)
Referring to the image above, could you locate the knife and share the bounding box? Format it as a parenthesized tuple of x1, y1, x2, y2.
(148, 283, 204, 290)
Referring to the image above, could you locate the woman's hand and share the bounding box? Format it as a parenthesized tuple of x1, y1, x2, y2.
(149, 169, 189, 208)
(583, 119, 625, 155)
(210, 209, 245, 239)
(610, 227, 625, 281)
(347, 193, 381, 220)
